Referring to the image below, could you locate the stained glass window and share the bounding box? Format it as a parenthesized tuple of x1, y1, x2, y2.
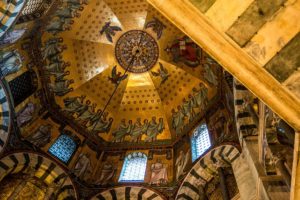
(191, 123, 211, 162)
(119, 152, 147, 182)
(48, 134, 77, 164)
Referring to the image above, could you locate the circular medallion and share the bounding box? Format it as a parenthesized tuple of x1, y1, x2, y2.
(115, 30, 159, 73)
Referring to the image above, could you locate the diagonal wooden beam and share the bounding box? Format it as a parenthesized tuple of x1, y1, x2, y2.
(147, 0, 300, 131)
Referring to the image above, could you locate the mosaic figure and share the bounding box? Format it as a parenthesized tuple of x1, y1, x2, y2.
(74, 153, 92, 180)
(172, 106, 185, 135)
(145, 17, 166, 39)
(130, 118, 143, 142)
(100, 22, 122, 43)
(63, 0, 87, 11)
(76, 103, 97, 126)
(175, 150, 190, 180)
(75, 100, 91, 118)
(0, 29, 26, 46)
(16, 103, 35, 127)
(203, 63, 218, 86)
(63, 95, 86, 116)
(95, 162, 116, 185)
(46, 18, 74, 35)
(55, 8, 80, 19)
(192, 83, 208, 110)
(44, 61, 70, 73)
(42, 38, 66, 60)
(108, 65, 128, 86)
(48, 79, 74, 96)
(48, 54, 63, 64)
(182, 97, 195, 122)
(0, 50, 23, 77)
(165, 36, 201, 67)
(151, 62, 170, 86)
(112, 119, 132, 142)
(145, 117, 164, 142)
(51, 70, 70, 81)
(89, 116, 113, 134)
(150, 159, 168, 185)
(25, 124, 52, 147)
(87, 109, 102, 127)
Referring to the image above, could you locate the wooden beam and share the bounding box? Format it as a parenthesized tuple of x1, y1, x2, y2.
(147, 0, 300, 131)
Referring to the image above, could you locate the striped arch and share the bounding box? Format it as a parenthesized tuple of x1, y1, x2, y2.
(0, 0, 26, 38)
(91, 186, 166, 200)
(0, 152, 78, 199)
(0, 82, 11, 154)
(176, 144, 240, 200)
(233, 79, 258, 139)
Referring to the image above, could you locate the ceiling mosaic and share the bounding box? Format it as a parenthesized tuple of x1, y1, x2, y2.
(38, 0, 221, 144)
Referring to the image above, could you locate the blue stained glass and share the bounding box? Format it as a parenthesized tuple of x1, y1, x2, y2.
(119, 152, 147, 182)
(48, 134, 77, 163)
(191, 123, 211, 162)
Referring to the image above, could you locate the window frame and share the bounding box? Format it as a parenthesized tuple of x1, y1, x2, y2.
(118, 152, 148, 183)
(190, 122, 211, 162)
(48, 133, 79, 165)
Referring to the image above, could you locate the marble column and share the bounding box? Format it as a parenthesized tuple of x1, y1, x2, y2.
(231, 152, 257, 200)
(218, 167, 230, 200)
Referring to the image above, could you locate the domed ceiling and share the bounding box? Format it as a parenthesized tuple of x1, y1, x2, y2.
(39, 0, 220, 146)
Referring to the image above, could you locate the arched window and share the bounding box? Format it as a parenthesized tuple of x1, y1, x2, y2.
(191, 123, 211, 162)
(48, 134, 78, 164)
(119, 152, 147, 182)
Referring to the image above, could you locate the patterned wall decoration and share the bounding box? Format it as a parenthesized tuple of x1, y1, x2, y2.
(176, 144, 240, 200)
(0, 152, 77, 199)
(8, 70, 38, 106)
(91, 186, 165, 200)
(0, 84, 10, 153)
